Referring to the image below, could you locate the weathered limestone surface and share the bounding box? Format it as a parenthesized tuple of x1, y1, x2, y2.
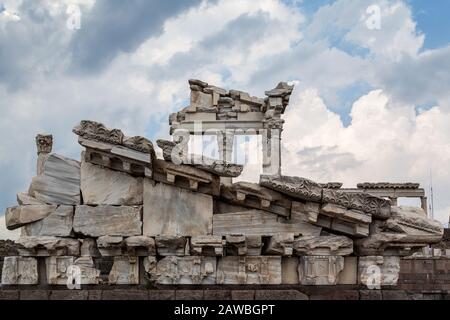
(298, 256, 344, 285)
(212, 210, 321, 236)
(97, 235, 158, 256)
(155, 236, 188, 256)
(260, 175, 391, 220)
(223, 234, 263, 256)
(5, 205, 57, 230)
(73, 120, 155, 179)
(74, 257, 101, 284)
(221, 182, 292, 217)
(293, 235, 353, 256)
(156, 139, 243, 178)
(246, 236, 263, 256)
(21, 205, 73, 237)
(0, 80, 445, 291)
(80, 238, 100, 257)
(144, 256, 217, 285)
(322, 189, 391, 220)
(355, 233, 411, 256)
(216, 256, 282, 285)
(80, 160, 143, 205)
(97, 235, 123, 256)
(108, 256, 139, 285)
(338, 256, 358, 285)
(143, 180, 213, 236)
(36, 134, 53, 154)
(15, 236, 80, 256)
(355, 206, 444, 256)
(73, 120, 155, 155)
(194, 159, 243, 178)
(1, 256, 38, 285)
(260, 175, 322, 202)
(358, 256, 400, 286)
(29, 154, 81, 205)
(291, 201, 320, 223)
(225, 235, 247, 256)
(16, 192, 46, 205)
(80, 138, 153, 178)
(388, 206, 443, 236)
(191, 89, 213, 110)
(124, 236, 156, 256)
(171, 80, 291, 131)
(265, 233, 294, 256)
(190, 235, 225, 256)
(281, 257, 299, 284)
(73, 205, 142, 237)
(46, 256, 100, 285)
(318, 204, 371, 237)
(153, 159, 220, 196)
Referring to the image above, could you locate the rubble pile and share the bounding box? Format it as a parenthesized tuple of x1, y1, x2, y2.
(1, 80, 443, 287)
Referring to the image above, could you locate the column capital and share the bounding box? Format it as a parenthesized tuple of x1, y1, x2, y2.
(35, 133, 53, 155)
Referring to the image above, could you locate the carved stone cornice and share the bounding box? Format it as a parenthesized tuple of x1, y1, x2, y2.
(73, 120, 124, 145)
(319, 182, 342, 189)
(156, 139, 243, 178)
(263, 118, 284, 130)
(123, 136, 155, 154)
(293, 235, 353, 256)
(153, 159, 220, 196)
(73, 120, 155, 155)
(79, 137, 154, 178)
(221, 182, 291, 217)
(259, 175, 323, 202)
(357, 182, 420, 190)
(190, 235, 225, 256)
(261, 174, 391, 221)
(322, 188, 391, 220)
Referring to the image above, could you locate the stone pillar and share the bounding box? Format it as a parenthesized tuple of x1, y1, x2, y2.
(262, 129, 272, 175)
(216, 130, 234, 185)
(35, 133, 53, 175)
(217, 130, 234, 163)
(274, 128, 282, 176)
(262, 128, 281, 176)
(390, 197, 398, 206)
(421, 196, 428, 215)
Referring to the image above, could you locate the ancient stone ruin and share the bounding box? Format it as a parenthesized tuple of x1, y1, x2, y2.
(0, 80, 445, 295)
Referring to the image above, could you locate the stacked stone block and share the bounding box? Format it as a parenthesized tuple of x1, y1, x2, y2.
(1, 80, 444, 291)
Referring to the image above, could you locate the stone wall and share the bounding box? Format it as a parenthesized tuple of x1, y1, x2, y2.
(2, 237, 450, 300)
(1, 80, 446, 299)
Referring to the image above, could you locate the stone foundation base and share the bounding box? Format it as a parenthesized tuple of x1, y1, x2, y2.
(1, 286, 450, 300)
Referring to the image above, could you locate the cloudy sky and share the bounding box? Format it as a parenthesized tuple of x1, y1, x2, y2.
(1, 0, 449, 239)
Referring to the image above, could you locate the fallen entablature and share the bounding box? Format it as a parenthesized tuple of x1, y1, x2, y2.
(0, 79, 444, 288)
